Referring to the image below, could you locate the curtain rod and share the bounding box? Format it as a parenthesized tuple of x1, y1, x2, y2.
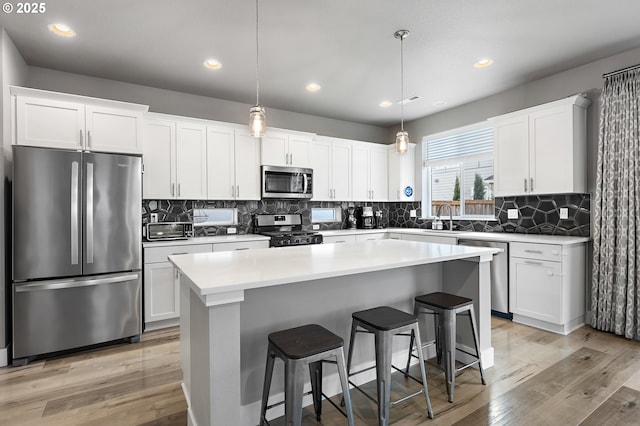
(602, 63, 640, 78)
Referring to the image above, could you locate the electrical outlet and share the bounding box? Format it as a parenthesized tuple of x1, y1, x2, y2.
(410, 209, 417, 218)
(507, 209, 518, 219)
(150, 213, 158, 223)
(312, 224, 320, 230)
(227, 227, 237, 234)
(559, 208, 569, 219)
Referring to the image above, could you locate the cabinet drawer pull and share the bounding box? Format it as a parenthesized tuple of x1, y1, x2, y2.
(336, 240, 347, 243)
(524, 260, 543, 265)
(234, 247, 250, 251)
(524, 249, 543, 254)
(171, 252, 188, 256)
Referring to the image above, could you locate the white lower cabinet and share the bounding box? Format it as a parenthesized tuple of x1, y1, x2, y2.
(323, 235, 356, 244)
(213, 240, 269, 252)
(400, 234, 457, 245)
(144, 243, 213, 329)
(355, 233, 386, 242)
(509, 242, 586, 335)
(144, 240, 268, 330)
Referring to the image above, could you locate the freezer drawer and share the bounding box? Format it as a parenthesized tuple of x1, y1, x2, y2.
(12, 272, 142, 360)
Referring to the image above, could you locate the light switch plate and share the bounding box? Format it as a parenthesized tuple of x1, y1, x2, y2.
(507, 209, 518, 219)
(312, 224, 320, 230)
(410, 209, 417, 218)
(559, 208, 569, 219)
(150, 213, 158, 223)
(227, 227, 237, 234)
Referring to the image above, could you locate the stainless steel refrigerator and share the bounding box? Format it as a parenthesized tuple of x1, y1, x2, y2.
(11, 146, 142, 364)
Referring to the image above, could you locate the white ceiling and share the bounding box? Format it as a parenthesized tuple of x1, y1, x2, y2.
(2, 0, 640, 127)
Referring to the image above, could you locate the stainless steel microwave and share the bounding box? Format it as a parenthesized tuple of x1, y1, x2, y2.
(261, 165, 313, 199)
(145, 222, 194, 241)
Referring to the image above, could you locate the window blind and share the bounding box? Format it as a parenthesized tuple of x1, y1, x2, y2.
(423, 124, 493, 163)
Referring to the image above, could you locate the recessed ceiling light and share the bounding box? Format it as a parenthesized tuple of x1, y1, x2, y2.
(474, 58, 493, 68)
(48, 23, 76, 37)
(203, 59, 222, 70)
(433, 101, 447, 107)
(379, 101, 392, 108)
(306, 83, 321, 92)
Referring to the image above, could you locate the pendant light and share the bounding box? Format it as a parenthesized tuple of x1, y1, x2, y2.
(394, 29, 410, 154)
(249, 0, 266, 137)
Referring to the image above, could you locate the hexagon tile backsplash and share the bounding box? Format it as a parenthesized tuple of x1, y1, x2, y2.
(142, 193, 590, 237)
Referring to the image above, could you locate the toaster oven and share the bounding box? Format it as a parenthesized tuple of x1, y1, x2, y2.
(145, 222, 194, 241)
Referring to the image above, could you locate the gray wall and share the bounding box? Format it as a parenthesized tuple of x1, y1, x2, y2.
(1, 28, 28, 354)
(26, 67, 389, 144)
(397, 46, 640, 198)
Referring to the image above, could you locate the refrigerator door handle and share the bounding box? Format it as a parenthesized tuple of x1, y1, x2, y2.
(15, 273, 140, 292)
(71, 161, 79, 265)
(86, 162, 94, 264)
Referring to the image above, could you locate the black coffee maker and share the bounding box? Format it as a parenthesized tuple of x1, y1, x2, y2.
(355, 206, 374, 229)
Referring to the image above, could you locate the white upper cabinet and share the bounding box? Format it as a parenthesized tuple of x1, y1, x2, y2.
(311, 136, 352, 201)
(352, 142, 388, 201)
(388, 143, 416, 201)
(206, 125, 236, 200)
(143, 119, 176, 199)
(142, 117, 207, 200)
(261, 129, 313, 168)
(491, 95, 590, 196)
(12, 87, 147, 154)
(175, 122, 207, 200)
(207, 126, 260, 200)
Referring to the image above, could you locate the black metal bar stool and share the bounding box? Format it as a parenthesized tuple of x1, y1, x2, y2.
(406, 292, 486, 403)
(260, 324, 354, 426)
(345, 306, 434, 426)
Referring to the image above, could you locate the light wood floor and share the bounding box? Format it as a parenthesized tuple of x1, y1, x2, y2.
(1, 318, 640, 425)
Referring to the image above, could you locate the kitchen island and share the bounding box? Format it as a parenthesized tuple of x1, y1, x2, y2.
(169, 239, 499, 426)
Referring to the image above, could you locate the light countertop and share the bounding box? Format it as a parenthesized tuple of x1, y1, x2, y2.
(169, 239, 498, 297)
(321, 228, 589, 245)
(142, 234, 269, 248)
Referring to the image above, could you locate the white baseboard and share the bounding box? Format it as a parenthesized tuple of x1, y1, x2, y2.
(0, 347, 7, 367)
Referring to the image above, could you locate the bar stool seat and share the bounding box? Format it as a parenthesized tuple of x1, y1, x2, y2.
(260, 324, 354, 426)
(407, 292, 486, 403)
(346, 306, 434, 426)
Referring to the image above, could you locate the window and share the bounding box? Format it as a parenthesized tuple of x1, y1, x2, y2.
(311, 208, 342, 223)
(422, 122, 494, 218)
(193, 208, 238, 226)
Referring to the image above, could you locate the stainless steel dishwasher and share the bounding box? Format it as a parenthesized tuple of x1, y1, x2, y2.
(457, 239, 511, 319)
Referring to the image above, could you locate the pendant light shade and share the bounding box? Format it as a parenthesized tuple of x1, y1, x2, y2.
(395, 130, 409, 154)
(249, 105, 266, 137)
(394, 29, 410, 154)
(249, 0, 265, 138)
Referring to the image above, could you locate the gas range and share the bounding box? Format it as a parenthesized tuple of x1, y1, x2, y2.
(255, 214, 323, 248)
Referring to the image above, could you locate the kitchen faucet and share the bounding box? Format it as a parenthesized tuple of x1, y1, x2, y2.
(436, 203, 454, 230)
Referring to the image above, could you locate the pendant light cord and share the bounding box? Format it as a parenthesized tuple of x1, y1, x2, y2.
(400, 34, 404, 132)
(255, 0, 260, 106)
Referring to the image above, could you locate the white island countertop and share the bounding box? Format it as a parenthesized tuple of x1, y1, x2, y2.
(169, 239, 498, 299)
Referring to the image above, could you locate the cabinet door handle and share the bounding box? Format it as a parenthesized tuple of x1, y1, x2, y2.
(524, 249, 543, 254)
(530, 178, 534, 192)
(524, 178, 528, 192)
(178, 183, 181, 197)
(175, 269, 179, 279)
(371, 190, 374, 199)
(236, 185, 240, 198)
(171, 183, 175, 197)
(87, 130, 92, 149)
(79, 129, 84, 148)
(232, 185, 235, 198)
(546, 270, 554, 276)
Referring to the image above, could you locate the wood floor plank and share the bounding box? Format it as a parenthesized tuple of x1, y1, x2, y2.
(580, 386, 640, 426)
(2, 320, 640, 425)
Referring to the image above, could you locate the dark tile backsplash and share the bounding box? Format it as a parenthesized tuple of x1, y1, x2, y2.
(143, 193, 590, 237)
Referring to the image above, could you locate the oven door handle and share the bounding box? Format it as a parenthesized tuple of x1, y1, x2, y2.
(303, 173, 308, 195)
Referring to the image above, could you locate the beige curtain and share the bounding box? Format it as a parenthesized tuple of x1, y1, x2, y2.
(591, 68, 640, 339)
